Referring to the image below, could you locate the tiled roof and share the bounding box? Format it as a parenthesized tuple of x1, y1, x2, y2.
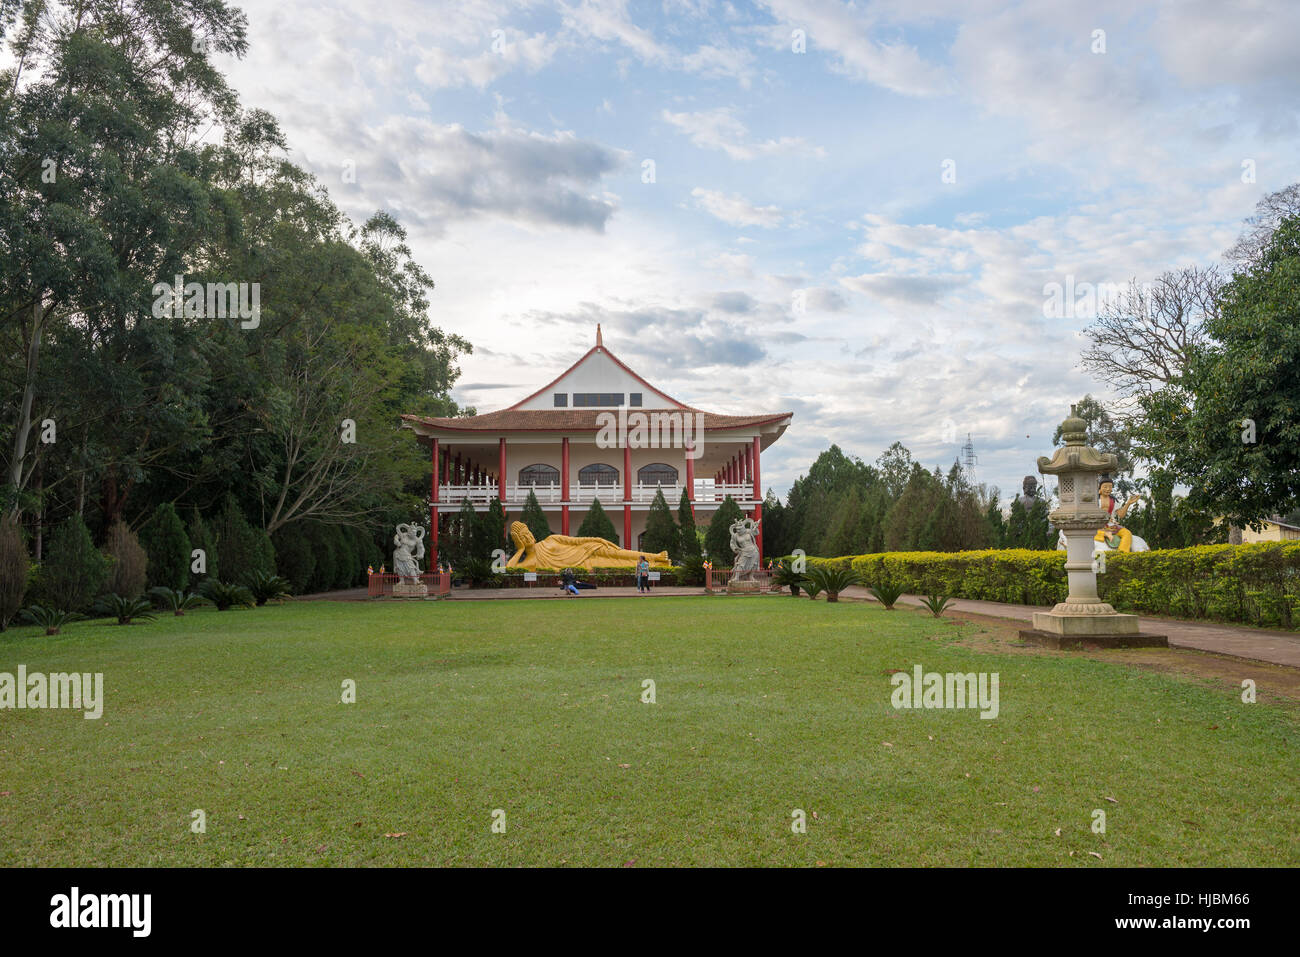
(401, 409, 792, 433)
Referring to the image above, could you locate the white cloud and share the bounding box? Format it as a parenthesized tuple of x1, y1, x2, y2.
(662, 107, 825, 160)
(759, 0, 951, 96)
(691, 187, 784, 227)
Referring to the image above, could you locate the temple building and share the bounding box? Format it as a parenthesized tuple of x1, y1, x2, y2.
(401, 326, 793, 565)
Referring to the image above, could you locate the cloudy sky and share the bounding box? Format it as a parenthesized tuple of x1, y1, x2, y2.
(219, 0, 1299, 500)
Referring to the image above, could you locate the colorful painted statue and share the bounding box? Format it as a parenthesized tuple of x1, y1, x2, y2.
(505, 521, 669, 570)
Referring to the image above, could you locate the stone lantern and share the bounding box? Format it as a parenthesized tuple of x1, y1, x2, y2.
(1024, 406, 1165, 648)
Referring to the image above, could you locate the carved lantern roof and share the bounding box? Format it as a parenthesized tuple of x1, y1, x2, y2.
(1037, 405, 1118, 476)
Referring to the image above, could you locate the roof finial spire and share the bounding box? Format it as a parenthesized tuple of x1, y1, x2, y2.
(596, 323, 603, 348)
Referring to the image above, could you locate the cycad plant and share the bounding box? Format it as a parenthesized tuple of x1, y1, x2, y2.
(920, 593, 956, 618)
(868, 581, 905, 610)
(802, 565, 861, 602)
(770, 559, 804, 597)
(149, 587, 209, 617)
(199, 580, 254, 611)
(20, 605, 85, 636)
(94, 594, 157, 625)
(248, 571, 292, 606)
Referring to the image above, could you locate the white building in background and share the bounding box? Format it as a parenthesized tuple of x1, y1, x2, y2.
(401, 326, 793, 561)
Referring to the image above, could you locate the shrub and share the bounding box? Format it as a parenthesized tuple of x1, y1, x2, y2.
(805, 542, 1300, 630)
(0, 517, 30, 630)
(199, 579, 254, 611)
(770, 560, 803, 597)
(140, 503, 190, 592)
(641, 489, 678, 556)
(800, 578, 824, 600)
(328, 525, 357, 589)
(272, 524, 316, 594)
(20, 604, 84, 635)
(704, 497, 743, 562)
(868, 582, 904, 610)
(521, 489, 551, 543)
(305, 522, 339, 593)
(95, 594, 157, 625)
(41, 514, 107, 612)
(920, 593, 955, 618)
(248, 571, 291, 606)
(576, 499, 618, 546)
(186, 507, 218, 586)
(803, 564, 860, 602)
(149, 586, 208, 616)
(103, 520, 148, 599)
(213, 496, 275, 586)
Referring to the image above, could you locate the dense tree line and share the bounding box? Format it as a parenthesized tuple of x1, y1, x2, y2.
(760, 443, 1051, 559)
(0, 0, 470, 605)
(1080, 185, 1300, 532)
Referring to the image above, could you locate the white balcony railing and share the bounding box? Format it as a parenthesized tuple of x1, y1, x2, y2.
(434, 481, 757, 507)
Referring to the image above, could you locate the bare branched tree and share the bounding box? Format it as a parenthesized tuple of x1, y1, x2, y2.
(1226, 183, 1300, 271)
(1078, 265, 1222, 406)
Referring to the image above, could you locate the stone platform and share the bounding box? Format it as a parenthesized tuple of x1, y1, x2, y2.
(1018, 628, 1168, 650)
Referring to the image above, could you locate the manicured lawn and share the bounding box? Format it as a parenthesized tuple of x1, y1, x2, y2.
(1, 598, 1296, 866)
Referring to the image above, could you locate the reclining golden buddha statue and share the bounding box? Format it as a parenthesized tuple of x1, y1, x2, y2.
(505, 521, 670, 570)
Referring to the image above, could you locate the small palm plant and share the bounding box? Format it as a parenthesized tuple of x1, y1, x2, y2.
(20, 604, 85, 636)
(95, 593, 157, 625)
(803, 565, 861, 603)
(799, 578, 824, 600)
(149, 587, 208, 617)
(770, 559, 804, 597)
(920, 593, 956, 618)
(868, 581, 905, 610)
(199, 579, 254, 611)
(248, 572, 292, 606)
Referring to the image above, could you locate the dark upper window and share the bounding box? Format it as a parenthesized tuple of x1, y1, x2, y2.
(579, 463, 619, 486)
(573, 393, 624, 407)
(638, 463, 678, 486)
(519, 464, 560, 486)
(629, 393, 643, 406)
(553, 393, 568, 407)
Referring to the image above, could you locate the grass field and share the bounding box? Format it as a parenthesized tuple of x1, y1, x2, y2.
(1, 597, 1296, 867)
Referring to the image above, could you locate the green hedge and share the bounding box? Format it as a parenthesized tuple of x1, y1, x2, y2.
(808, 543, 1300, 630)
(497, 566, 683, 588)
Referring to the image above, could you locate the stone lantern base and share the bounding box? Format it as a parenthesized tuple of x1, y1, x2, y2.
(1018, 626, 1168, 650)
(1020, 605, 1166, 648)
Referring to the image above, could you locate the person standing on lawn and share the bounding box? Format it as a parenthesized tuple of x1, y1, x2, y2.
(637, 556, 650, 593)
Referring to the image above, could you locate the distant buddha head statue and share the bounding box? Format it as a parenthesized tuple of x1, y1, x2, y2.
(509, 521, 537, 550)
(1022, 475, 1038, 497)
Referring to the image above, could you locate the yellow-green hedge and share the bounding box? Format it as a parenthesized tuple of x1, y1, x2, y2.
(807, 542, 1300, 630)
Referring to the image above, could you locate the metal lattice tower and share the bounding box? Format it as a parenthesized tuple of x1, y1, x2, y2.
(961, 433, 978, 481)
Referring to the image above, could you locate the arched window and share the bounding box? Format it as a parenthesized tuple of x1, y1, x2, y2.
(578, 463, 619, 486)
(638, 463, 678, 486)
(519, 464, 560, 486)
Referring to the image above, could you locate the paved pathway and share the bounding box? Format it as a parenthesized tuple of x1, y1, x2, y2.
(838, 586, 1300, 669)
(295, 584, 1300, 669)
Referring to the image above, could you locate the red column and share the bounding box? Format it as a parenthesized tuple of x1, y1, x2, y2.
(430, 438, 440, 565)
(561, 436, 570, 534)
(752, 436, 762, 564)
(498, 438, 507, 503)
(623, 443, 632, 547)
(685, 448, 695, 517)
